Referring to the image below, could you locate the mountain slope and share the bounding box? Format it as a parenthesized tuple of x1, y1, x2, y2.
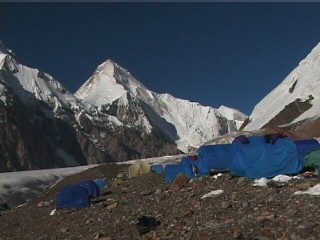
(75, 60, 247, 152)
(244, 42, 320, 131)
(0, 41, 246, 172)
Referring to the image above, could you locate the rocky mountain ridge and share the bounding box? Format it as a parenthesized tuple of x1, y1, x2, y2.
(244, 42, 320, 136)
(0, 41, 246, 172)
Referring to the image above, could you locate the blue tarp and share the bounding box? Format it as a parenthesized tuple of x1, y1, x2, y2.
(78, 180, 100, 198)
(163, 164, 183, 182)
(163, 136, 305, 181)
(163, 157, 203, 182)
(180, 157, 200, 178)
(151, 164, 163, 174)
(294, 139, 320, 160)
(197, 144, 234, 173)
(229, 136, 303, 179)
(94, 178, 107, 191)
(56, 184, 90, 209)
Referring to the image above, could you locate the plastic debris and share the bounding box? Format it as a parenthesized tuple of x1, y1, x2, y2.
(201, 190, 224, 199)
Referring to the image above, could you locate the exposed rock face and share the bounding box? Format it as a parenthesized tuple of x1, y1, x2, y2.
(0, 43, 181, 172)
(0, 42, 246, 172)
(244, 42, 320, 132)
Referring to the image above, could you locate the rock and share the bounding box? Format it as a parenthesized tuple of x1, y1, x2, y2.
(170, 173, 189, 192)
(157, 194, 167, 203)
(3, 165, 320, 240)
(154, 188, 162, 195)
(255, 237, 271, 240)
(237, 177, 245, 185)
(60, 228, 69, 234)
(202, 220, 220, 229)
(256, 212, 276, 221)
(231, 191, 237, 201)
(132, 215, 161, 236)
(295, 182, 312, 190)
(94, 232, 104, 239)
(140, 189, 153, 196)
(107, 202, 118, 210)
(221, 201, 232, 209)
(233, 227, 244, 239)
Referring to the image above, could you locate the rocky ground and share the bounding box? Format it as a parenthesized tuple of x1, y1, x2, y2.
(1, 164, 320, 240)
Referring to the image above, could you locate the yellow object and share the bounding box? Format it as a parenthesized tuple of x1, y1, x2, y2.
(128, 160, 151, 178)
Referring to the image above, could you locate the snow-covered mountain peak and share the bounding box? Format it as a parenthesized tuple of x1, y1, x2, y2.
(0, 46, 94, 114)
(245, 42, 320, 131)
(97, 59, 115, 77)
(0, 41, 15, 58)
(75, 60, 127, 106)
(75, 59, 152, 107)
(75, 59, 247, 152)
(301, 42, 320, 61)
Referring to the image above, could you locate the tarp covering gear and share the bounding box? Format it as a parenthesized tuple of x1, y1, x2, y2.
(264, 134, 283, 145)
(294, 139, 320, 160)
(78, 180, 100, 198)
(56, 184, 90, 209)
(303, 149, 320, 168)
(163, 164, 183, 182)
(151, 164, 163, 174)
(128, 160, 151, 178)
(229, 136, 303, 179)
(94, 178, 107, 190)
(163, 157, 202, 182)
(180, 157, 200, 178)
(233, 135, 250, 144)
(197, 144, 234, 173)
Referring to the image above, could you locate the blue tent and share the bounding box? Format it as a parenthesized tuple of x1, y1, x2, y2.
(78, 180, 100, 198)
(163, 157, 201, 182)
(180, 157, 200, 178)
(56, 184, 90, 209)
(94, 178, 107, 191)
(197, 144, 235, 173)
(229, 136, 303, 179)
(151, 164, 163, 174)
(163, 164, 183, 182)
(294, 139, 320, 160)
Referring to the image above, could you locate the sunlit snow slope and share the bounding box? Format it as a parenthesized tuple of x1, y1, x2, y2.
(76, 60, 247, 151)
(245, 42, 320, 131)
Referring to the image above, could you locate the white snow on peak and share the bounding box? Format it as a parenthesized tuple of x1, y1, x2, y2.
(245, 42, 320, 131)
(0, 41, 15, 58)
(75, 60, 127, 106)
(0, 42, 247, 153)
(0, 53, 7, 68)
(218, 105, 247, 130)
(75, 59, 148, 106)
(0, 52, 96, 116)
(76, 59, 247, 152)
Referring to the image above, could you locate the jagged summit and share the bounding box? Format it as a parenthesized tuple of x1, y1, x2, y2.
(75, 59, 127, 106)
(0, 41, 15, 57)
(76, 59, 247, 152)
(75, 59, 150, 107)
(0, 40, 247, 172)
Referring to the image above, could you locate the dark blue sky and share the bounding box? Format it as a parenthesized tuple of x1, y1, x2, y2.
(1, 2, 320, 114)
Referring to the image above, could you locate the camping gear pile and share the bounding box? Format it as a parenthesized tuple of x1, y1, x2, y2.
(55, 179, 106, 209)
(161, 135, 320, 182)
(54, 135, 320, 209)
